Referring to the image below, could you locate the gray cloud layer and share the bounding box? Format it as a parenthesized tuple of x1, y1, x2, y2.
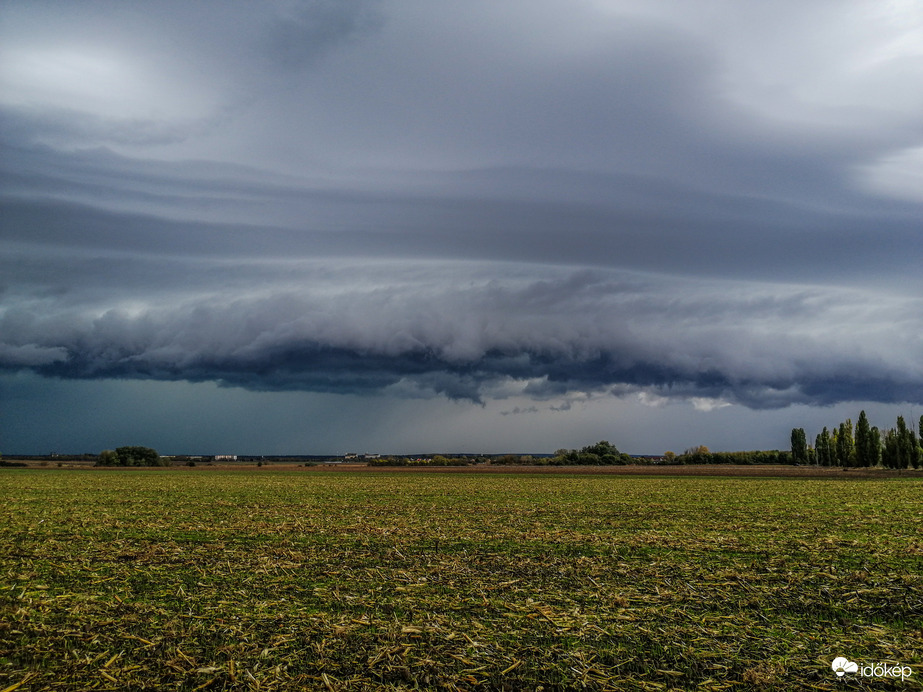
(3, 145, 920, 287)
(2, 0, 922, 431)
(2, 254, 920, 408)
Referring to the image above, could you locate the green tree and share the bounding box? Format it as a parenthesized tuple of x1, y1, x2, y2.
(893, 416, 920, 470)
(869, 426, 882, 467)
(855, 410, 872, 467)
(909, 429, 921, 469)
(814, 428, 832, 466)
(918, 415, 923, 467)
(96, 449, 119, 466)
(836, 420, 854, 467)
(114, 446, 161, 467)
(679, 446, 711, 464)
(580, 440, 621, 458)
(896, 416, 911, 469)
(882, 428, 899, 468)
(570, 441, 630, 465)
(790, 428, 808, 464)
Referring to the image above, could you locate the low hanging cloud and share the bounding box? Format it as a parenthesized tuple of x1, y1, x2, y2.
(1, 258, 920, 409)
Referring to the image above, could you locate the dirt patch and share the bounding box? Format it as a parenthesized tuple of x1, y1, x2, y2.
(305, 463, 912, 479)
(5, 460, 916, 478)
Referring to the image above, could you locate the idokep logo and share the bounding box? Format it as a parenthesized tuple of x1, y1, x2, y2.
(831, 656, 913, 681)
(832, 657, 858, 676)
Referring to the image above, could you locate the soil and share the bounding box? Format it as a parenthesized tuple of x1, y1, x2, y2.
(7, 460, 916, 478)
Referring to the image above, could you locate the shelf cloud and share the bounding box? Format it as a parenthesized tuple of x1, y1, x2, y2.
(3, 256, 919, 410)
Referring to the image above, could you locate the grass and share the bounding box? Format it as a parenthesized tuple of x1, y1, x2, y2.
(1, 469, 921, 690)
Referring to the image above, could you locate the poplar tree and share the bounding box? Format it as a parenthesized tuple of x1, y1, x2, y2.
(883, 428, 900, 468)
(790, 428, 808, 464)
(896, 416, 911, 469)
(911, 417, 922, 469)
(815, 427, 832, 466)
(855, 410, 872, 467)
(836, 419, 854, 467)
(909, 428, 920, 470)
(869, 426, 882, 467)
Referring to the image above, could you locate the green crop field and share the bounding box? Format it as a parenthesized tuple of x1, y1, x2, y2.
(1, 469, 921, 690)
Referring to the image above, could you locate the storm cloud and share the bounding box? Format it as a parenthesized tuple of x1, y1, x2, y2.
(2, 256, 920, 409)
(1, 0, 922, 452)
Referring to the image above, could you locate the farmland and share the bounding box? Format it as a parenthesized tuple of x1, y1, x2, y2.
(1, 469, 921, 690)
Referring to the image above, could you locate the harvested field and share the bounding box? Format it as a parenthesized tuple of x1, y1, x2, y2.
(310, 464, 912, 479)
(8, 460, 914, 479)
(1, 469, 921, 690)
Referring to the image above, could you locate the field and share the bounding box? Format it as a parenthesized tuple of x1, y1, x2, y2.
(1, 469, 921, 691)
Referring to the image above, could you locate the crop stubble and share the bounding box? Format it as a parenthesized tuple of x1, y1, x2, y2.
(1, 470, 921, 690)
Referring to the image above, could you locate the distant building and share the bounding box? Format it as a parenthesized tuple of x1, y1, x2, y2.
(214, 455, 238, 461)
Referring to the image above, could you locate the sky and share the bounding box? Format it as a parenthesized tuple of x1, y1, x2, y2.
(1, 0, 922, 456)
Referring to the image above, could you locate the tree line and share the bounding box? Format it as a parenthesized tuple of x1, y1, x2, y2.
(791, 411, 922, 469)
(25, 415, 923, 470)
(366, 442, 634, 467)
(96, 446, 170, 467)
(666, 446, 792, 465)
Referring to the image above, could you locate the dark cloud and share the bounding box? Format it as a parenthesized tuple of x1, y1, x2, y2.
(501, 406, 539, 416)
(2, 1, 922, 452)
(2, 257, 920, 409)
